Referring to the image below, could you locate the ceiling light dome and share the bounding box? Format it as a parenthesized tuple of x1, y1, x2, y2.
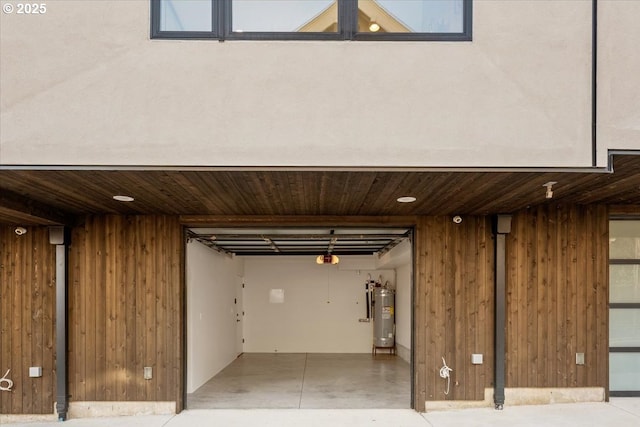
(397, 196, 416, 203)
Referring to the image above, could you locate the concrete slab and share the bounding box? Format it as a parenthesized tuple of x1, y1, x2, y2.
(166, 409, 428, 427)
(3, 400, 640, 427)
(421, 401, 640, 427)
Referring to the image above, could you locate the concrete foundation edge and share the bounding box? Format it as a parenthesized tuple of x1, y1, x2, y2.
(0, 413, 58, 424)
(66, 401, 176, 417)
(424, 387, 605, 411)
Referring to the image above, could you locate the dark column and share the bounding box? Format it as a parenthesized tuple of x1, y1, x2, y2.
(493, 215, 511, 410)
(50, 227, 69, 421)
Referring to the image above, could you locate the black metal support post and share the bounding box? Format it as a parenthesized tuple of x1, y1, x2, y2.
(51, 227, 69, 421)
(591, 0, 598, 167)
(493, 215, 511, 410)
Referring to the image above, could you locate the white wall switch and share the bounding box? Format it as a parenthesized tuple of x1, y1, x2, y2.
(471, 354, 483, 365)
(144, 366, 153, 380)
(29, 367, 42, 377)
(576, 353, 585, 365)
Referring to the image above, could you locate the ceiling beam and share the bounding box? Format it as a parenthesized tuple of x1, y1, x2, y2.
(0, 189, 74, 225)
(195, 233, 405, 240)
(180, 215, 419, 227)
(609, 205, 640, 216)
(262, 236, 281, 253)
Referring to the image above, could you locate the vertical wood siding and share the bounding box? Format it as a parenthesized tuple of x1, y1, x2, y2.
(0, 227, 56, 414)
(414, 205, 609, 411)
(67, 216, 183, 409)
(414, 216, 495, 409)
(505, 204, 608, 390)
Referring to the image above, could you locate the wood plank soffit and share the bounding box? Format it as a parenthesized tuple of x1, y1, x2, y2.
(0, 189, 74, 225)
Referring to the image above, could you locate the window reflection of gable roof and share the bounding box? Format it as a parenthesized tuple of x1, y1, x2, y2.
(298, 1, 410, 33)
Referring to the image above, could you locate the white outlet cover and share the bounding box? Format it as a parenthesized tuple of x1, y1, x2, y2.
(471, 354, 483, 365)
(269, 289, 285, 304)
(29, 367, 42, 377)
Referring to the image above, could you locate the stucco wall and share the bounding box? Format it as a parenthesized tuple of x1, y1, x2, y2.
(1, 0, 626, 168)
(597, 0, 640, 166)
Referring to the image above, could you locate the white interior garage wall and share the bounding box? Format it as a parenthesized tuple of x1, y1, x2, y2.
(243, 256, 396, 353)
(186, 241, 243, 393)
(395, 263, 412, 363)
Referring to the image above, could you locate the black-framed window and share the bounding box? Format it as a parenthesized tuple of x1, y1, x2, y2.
(151, 0, 472, 41)
(609, 219, 640, 397)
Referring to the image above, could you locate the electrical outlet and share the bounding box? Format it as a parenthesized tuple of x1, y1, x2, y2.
(576, 353, 585, 365)
(29, 367, 42, 378)
(471, 354, 483, 365)
(144, 366, 153, 380)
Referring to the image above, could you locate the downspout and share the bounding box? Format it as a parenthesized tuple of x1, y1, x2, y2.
(50, 226, 69, 421)
(592, 0, 598, 167)
(493, 215, 512, 410)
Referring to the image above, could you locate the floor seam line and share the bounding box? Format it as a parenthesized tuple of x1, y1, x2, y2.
(298, 353, 308, 409)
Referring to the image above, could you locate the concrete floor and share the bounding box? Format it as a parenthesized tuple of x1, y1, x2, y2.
(187, 353, 411, 409)
(4, 355, 639, 426)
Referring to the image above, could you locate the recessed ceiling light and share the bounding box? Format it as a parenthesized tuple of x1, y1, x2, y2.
(113, 195, 134, 202)
(397, 196, 417, 203)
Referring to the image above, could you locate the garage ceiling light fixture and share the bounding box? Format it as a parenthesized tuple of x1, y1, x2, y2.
(316, 254, 339, 265)
(397, 196, 416, 203)
(113, 195, 135, 202)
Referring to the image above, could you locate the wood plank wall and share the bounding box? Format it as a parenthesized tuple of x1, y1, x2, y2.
(414, 216, 495, 410)
(0, 227, 56, 414)
(67, 216, 183, 410)
(505, 204, 608, 390)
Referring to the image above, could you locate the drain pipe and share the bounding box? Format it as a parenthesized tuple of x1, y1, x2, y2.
(50, 226, 69, 421)
(493, 215, 511, 410)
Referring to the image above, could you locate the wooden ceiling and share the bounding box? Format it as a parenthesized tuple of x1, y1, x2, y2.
(0, 154, 639, 226)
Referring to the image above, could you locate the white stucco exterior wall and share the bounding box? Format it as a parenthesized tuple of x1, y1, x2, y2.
(597, 0, 640, 166)
(1, 0, 634, 168)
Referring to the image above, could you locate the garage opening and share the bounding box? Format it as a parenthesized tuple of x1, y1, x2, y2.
(184, 227, 413, 409)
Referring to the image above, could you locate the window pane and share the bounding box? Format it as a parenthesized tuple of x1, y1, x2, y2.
(610, 309, 640, 347)
(232, 0, 338, 32)
(610, 352, 640, 391)
(610, 220, 640, 259)
(358, 0, 464, 33)
(160, 0, 212, 32)
(611, 265, 640, 303)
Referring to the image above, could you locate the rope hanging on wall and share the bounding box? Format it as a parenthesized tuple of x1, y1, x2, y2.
(439, 357, 453, 395)
(0, 369, 13, 392)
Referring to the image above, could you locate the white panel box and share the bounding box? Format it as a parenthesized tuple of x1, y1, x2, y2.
(471, 354, 483, 365)
(29, 366, 42, 377)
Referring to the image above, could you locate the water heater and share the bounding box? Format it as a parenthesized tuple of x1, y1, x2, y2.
(373, 288, 395, 348)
